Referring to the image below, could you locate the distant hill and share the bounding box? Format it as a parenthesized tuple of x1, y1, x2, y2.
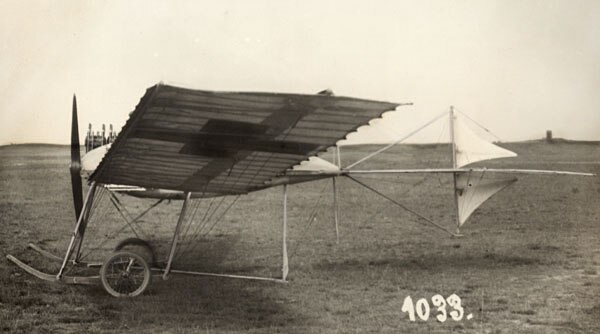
(1, 138, 598, 150)
(0, 143, 69, 149)
(520, 138, 600, 145)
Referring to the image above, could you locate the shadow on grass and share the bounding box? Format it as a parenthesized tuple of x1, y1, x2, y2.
(81, 234, 303, 332)
(312, 251, 549, 272)
(81, 276, 301, 331)
(3, 233, 304, 332)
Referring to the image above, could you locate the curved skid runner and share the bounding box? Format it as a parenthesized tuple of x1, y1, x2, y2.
(6, 255, 100, 285)
(28, 243, 102, 267)
(28, 243, 63, 262)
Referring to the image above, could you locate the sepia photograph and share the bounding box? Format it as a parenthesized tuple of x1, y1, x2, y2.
(1, 1, 599, 333)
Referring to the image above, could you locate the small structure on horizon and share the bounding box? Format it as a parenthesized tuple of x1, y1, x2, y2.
(546, 130, 553, 143)
(85, 124, 117, 152)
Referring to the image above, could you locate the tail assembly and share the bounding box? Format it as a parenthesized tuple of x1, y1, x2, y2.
(287, 106, 594, 237)
(449, 107, 518, 232)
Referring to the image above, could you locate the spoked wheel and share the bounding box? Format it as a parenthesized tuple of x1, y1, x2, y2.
(100, 251, 151, 297)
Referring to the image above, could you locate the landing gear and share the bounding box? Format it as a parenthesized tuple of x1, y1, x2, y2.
(100, 238, 156, 297)
(114, 237, 156, 267)
(100, 251, 151, 297)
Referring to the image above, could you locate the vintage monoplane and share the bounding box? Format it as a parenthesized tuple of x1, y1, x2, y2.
(6, 83, 593, 297)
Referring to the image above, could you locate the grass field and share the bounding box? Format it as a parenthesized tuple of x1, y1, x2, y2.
(1, 141, 599, 333)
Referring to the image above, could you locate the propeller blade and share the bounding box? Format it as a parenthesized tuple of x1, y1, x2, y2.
(70, 94, 83, 220)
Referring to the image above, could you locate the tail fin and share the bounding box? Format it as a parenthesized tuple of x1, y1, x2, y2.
(456, 172, 517, 226)
(450, 109, 517, 229)
(453, 112, 517, 168)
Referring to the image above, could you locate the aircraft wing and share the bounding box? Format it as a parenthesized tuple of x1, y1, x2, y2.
(90, 84, 401, 196)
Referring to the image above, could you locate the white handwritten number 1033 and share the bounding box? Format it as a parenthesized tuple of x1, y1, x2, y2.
(401, 294, 472, 322)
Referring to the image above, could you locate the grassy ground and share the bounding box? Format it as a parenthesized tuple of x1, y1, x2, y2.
(0, 141, 599, 333)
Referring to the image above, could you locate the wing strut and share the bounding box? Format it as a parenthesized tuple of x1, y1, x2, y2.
(73, 185, 97, 263)
(57, 182, 98, 279)
(332, 177, 340, 244)
(163, 191, 192, 280)
(282, 185, 289, 281)
(332, 146, 341, 244)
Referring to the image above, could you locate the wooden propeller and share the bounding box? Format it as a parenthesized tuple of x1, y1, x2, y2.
(70, 95, 83, 221)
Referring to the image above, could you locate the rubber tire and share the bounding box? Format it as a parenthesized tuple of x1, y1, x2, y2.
(100, 250, 151, 297)
(114, 238, 156, 267)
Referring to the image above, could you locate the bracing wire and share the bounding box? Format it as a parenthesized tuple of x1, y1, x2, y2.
(77, 188, 136, 262)
(197, 197, 216, 227)
(86, 185, 106, 223)
(169, 139, 262, 262)
(352, 112, 451, 230)
(345, 111, 448, 169)
(105, 191, 162, 240)
(178, 186, 214, 244)
(456, 109, 502, 142)
(177, 197, 204, 244)
(78, 189, 165, 262)
(347, 176, 459, 237)
(433, 117, 450, 185)
(170, 115, 300, 261)
(173, 199, 201, 260)
(188, 197, 226, 239)
(64, 187, 108, 274)
(289, 180, 332, 260)
(182, 195, 241, 257)
(78, 222, 134, 262)
(166, 111, 306, 264)
(175, 196, 228, 260)
(353, 174, 430, 231)
(107, 194, 141, 238)
(199, 196, 241, 238)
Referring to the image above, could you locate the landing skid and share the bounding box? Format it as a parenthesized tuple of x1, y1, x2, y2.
(9, 183, 291, 297)
(9, 241, 288, 291)
(27, 243, 62, 262)
(28, 243, 102, 267)
(6, 255, 100, 285)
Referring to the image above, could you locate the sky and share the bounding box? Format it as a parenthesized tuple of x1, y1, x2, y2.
(1, 0, 599, 145)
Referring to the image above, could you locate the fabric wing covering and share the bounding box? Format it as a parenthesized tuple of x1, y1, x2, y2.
(90, 84, 400, 196)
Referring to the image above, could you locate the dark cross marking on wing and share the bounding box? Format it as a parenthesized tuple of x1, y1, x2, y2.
(132, 96, 325, 192)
